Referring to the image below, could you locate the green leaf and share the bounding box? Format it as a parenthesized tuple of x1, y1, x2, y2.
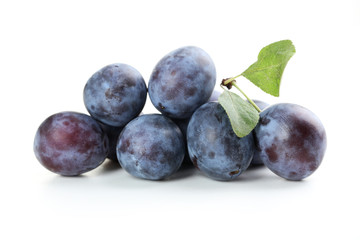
(242, 40, 295, 97)
(218, 90, 259, 138)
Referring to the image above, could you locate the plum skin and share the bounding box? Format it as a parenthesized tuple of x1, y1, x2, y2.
(97, 122, 122, 162)
(249, 99, 270, 166)
(83, 63, 147, 127)
(148, 46, 216, 119)
(254, 103, 327, 180)
(172, 90, 221, 165)
(171, 117, 191, 165)
(33, 112, 109, 176)
(116, 114, 185, 180)
(187, 102, 255, 181)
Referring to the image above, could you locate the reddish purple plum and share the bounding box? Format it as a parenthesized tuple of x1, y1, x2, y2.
(33, 112, 109, 176)
(254, 103, 327, 180)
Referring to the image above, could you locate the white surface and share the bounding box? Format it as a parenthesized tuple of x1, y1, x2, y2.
(1, 0, 359, 239)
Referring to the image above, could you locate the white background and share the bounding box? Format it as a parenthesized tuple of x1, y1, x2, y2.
(1, 0, 359, 239)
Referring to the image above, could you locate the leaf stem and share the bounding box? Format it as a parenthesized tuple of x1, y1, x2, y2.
(231, 82, 261, 113)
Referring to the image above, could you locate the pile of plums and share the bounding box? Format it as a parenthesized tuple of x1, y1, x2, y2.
(33, 46, 327, 181)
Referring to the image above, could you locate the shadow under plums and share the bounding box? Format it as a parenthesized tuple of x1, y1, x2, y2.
(227, 165, 311, 191)
(97, 159, 122, 173)
(41, 159, 310, 193)
(166, 163, 198, 181)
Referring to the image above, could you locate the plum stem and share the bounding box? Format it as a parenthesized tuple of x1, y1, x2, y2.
(223, 73, 242, 86)
(221, 77, 261, 113)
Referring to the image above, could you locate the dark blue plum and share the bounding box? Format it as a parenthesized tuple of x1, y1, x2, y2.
(187, 102, 255, 181)
(208, 89, 221, 102)
(249, 99, 269, 166)
(33, 112, 109, 176)
(172, 117, 191, 165)
(117, 114, 185, 180)
(148, 46, 216, 119)
(98, 122, 122, 162)
(254, 103, 327, 180)
(83, 63, 147, 127)
(172, 90, 221, 166)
